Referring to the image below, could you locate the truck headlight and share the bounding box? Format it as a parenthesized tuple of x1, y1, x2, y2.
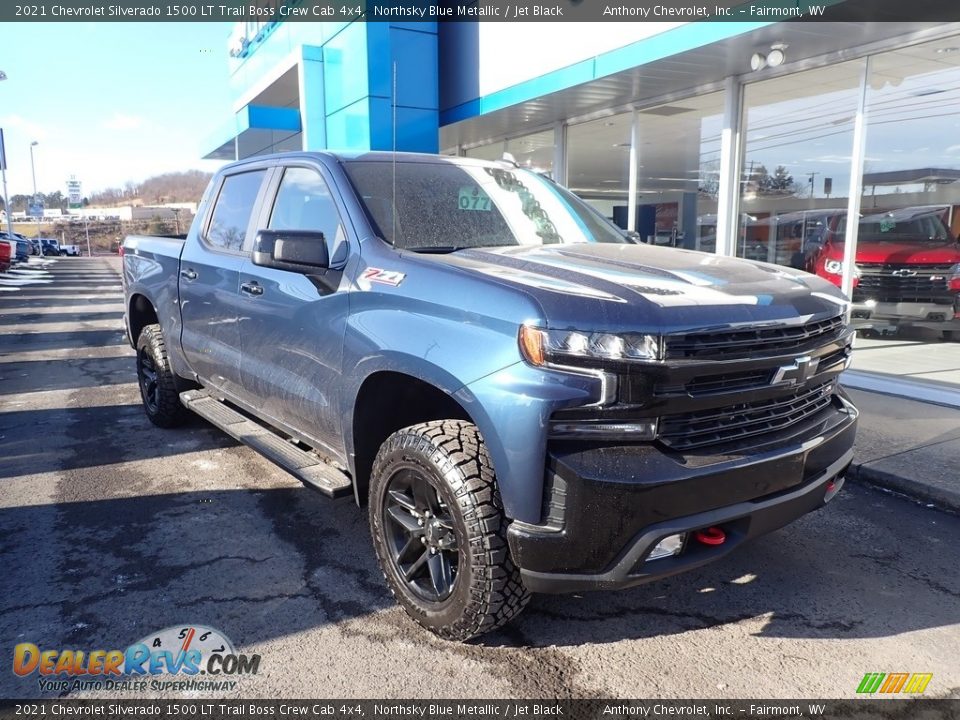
(950, 263, 960, 293)
(823, 259, 843, 275)
(823, 259, 861, 278)
(519, 325, 661, 367)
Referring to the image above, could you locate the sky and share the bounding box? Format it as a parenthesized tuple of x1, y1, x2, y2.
(1, 22, 234, 199)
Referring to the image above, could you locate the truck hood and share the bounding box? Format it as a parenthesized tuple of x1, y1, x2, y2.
(825, 239, 960, 265)
(419, 243, 847, 333)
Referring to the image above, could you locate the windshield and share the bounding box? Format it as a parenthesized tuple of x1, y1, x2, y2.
(835, 208, 954, 243)
(342, 160, 627, 250)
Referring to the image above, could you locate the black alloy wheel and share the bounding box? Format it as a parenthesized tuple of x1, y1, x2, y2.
(382, 469, 459, 602)
(135, 324, 189, 428)
(369, 420, 530, 641)
(138, 347, 160, 415)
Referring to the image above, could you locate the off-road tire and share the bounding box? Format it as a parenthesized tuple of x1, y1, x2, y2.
(136, 324, 189, 428)
(369, 420, 530, 641)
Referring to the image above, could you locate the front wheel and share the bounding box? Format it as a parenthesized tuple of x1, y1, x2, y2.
(136, 324, 188, 428)
(369, 420, 530, 641)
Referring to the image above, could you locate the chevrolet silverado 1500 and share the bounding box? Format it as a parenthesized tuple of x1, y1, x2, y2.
(123, 152, 859, 640)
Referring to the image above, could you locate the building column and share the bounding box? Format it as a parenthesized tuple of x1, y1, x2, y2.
(298, 47, 327, 151)
(715, 75, 743, 257)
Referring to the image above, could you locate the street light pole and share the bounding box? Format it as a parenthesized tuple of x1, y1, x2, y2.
(0, 71, 13, 241)
(30, 140, 42, 255)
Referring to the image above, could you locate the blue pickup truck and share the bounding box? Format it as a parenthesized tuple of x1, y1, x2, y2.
(123, 151, 859, 641)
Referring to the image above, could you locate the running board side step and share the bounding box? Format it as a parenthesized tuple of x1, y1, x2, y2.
(180, 389, 352, 498)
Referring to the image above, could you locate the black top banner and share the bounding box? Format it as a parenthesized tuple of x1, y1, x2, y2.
(3, 0, 960, 22)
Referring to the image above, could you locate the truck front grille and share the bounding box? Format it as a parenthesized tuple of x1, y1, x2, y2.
(664, 314, 844, 360)
(854, 263, 953, 303)
(659, 381, 835, 452)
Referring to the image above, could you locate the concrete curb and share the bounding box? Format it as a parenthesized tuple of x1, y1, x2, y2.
(849, 462, 960, 515)
(842, 370, 960, 410)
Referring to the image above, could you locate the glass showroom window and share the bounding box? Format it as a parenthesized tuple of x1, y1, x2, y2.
(631, 93, 724, 252)
(566, 112, 632, 224)
(465, 129, 555, 177)
(737, 60, 865, 269)
(849, 36, 960, 377)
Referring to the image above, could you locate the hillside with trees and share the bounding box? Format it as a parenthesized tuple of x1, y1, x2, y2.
(1, 170, 213, 212)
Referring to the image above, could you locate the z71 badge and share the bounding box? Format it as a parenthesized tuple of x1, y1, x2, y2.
(361, 268, 406, 287)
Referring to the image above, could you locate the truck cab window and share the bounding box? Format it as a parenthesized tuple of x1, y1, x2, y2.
(206, 170, 266, 252)
(269, 167, 344, 246)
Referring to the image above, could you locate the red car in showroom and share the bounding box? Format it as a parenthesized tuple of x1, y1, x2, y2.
(764, 206, 960, 340)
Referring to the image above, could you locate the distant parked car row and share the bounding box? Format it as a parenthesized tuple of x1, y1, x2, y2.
(1, 232, 31, 271)
(31, 238, 61, 256)
(28, 237, 80, 256)
(0, 233, 79, 270)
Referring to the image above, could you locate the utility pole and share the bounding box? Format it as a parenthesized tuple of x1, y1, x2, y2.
(30, 140, 42, 255)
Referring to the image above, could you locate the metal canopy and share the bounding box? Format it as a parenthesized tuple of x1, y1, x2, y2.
(441, 22, 954, 150)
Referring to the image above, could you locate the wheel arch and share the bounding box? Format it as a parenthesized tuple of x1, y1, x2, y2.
(349, 370, 476, 506)
(127, 293, 160, 347)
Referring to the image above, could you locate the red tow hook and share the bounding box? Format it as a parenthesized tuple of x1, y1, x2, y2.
(694, 527, 726, 546)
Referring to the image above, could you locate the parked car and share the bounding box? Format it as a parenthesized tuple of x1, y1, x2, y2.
(30, 238, 60, 256)
(123, 151, 858, 641)
(0, 234, 22, 265)
(59, 243, 81, 256)
(0, 238, 11, 272)
(750, 207, 960, 339)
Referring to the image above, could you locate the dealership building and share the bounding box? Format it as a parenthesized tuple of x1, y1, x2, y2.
(203, 15, 960, 397)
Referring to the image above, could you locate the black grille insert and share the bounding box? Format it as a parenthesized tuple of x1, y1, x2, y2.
(665, 315, 845, 360)
(855, 263, 953, 303)
(659, 381, 835, 452)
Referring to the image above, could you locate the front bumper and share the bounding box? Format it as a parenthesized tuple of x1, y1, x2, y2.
(851, 299, 958, 330)
(507, 395, 858, 593)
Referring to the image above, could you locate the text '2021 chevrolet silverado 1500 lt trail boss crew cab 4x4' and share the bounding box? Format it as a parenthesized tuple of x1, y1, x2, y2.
(123, 152, 859, 641)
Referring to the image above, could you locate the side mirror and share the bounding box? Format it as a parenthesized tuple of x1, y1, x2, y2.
(623, 230, 643, 244)
(252, 229, 329, 272)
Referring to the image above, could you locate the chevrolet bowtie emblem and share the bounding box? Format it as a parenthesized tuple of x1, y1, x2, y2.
(771, 355, 820, 386)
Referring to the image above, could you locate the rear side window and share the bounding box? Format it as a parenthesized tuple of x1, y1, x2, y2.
(205, 170, 266, 251)
(268, 167, 345, 246)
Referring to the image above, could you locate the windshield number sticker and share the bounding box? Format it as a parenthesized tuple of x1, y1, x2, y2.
(879, 218, 895, 232)
(362, 267, 406, 287)
(458, 186, 491, 212)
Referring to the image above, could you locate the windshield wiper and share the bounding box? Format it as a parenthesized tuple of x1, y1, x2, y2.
(401, 246, 471, 254)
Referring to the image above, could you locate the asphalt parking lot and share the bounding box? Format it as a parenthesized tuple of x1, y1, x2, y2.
(1, 257, 958, 700)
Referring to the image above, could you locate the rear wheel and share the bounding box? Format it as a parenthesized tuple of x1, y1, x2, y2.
(136, 324, 188, 428)
(369, 420, 529, 641)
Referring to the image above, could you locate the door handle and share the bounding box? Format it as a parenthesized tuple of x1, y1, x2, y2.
(240, 281, 264, 296)
(180, 268, 198, 281)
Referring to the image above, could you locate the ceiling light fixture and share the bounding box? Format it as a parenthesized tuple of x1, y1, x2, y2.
(751, 43, 788, 71)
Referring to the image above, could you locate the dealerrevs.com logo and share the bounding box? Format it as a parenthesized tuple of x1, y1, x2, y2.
(13, 625, 261, 693)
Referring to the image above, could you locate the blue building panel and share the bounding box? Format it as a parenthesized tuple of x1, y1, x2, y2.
(324, 98, 372, 150)
(368, 98, 439, 153)
(323, 22, 371, 117)
(245, 105, 302, 132)
(366, 24, 439, 111)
